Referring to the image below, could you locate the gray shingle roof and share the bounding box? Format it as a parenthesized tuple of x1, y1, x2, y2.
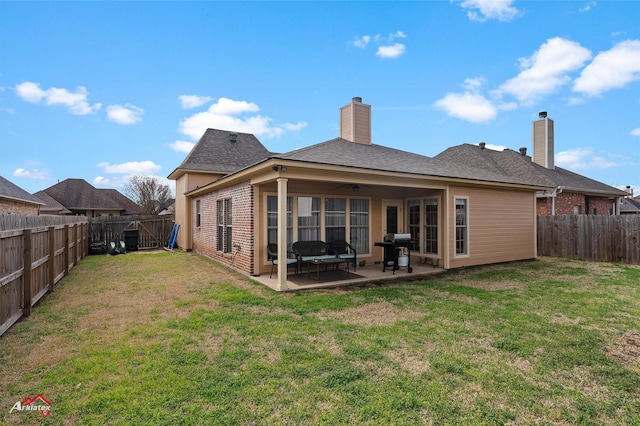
(435, 144, 626, 196)
(0, 175, 44, 205)
(621, 197, 640, 213)
(100, 189, 142, 215)
(173, 129, 271, 174)
(42, 178, 141, 214)
(273, 138, 542, 186)
(33, 190, 72, 214)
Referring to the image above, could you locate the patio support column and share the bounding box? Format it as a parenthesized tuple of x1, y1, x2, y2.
(277, 178, 289, 291)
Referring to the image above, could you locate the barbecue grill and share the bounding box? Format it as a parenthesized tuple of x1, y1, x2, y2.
(375, 233, 413, 273)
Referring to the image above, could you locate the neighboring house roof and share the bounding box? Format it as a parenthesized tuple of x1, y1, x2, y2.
(0, 175, 44, 206)
(100, 189, 143, 215)
(272, 138, 543, 187)
(621, 197, 640, 214)
(168, 129, 271, 179)
(41, 178, 141, 214)
(33, 190, 72, 215)
(159, 202, 175, 215)
(435, 144, 626, 197)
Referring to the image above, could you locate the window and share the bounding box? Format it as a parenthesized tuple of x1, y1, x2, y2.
(407, 200, 420, 252)
(455, 198, 468, 255)
(196, 200, 201, 227)
(423, 198, 438, 254)
(350, 199, 369, 254)
(574, 205, 582, 215)
(267, 196, 293, 251)
(265, 194, 370, 256)
(325, 198, 346, 242)
(297, 197, 320, 241)
(217, 200, 224, 251)
(217, 198, 233, 253)
(225, 199, 232, 253)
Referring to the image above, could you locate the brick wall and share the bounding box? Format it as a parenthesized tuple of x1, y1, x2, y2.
(537, 192, 615, 215)
(191, 181, 254, 275)
(0, 199, 40, 216)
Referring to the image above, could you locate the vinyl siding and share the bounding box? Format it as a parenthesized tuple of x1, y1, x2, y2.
(448, 186, 536, 268)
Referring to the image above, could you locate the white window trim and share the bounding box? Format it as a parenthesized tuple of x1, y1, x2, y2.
(454, 196, 470, 258)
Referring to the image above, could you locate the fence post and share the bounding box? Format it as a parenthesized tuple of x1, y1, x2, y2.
(48, 226, 55, 293)
(23, 229, 32, 317)
(64, 224, 70, 276)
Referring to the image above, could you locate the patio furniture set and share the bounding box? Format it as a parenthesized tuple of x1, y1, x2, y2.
(268, 240, 357, 281)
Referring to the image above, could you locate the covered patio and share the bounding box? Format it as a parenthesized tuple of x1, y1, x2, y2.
(252, 258, 445, 291)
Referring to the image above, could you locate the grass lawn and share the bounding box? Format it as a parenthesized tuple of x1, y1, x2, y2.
(1, 252, 638, 425)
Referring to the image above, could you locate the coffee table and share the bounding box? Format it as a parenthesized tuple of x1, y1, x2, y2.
(305, 257, 350, 281)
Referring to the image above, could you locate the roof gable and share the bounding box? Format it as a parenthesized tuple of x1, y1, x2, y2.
(33, 190, 72, 214)
(0, 176, 44, 205)
(172, 129, 271, 175)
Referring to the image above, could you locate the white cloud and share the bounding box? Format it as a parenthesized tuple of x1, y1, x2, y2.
(15, 81, 102, 115)
(351, 31, 407, 59)
(376, 43, 406, 59)
(13, 167, 47, 180)
(475, 142, 507, 151)
(556, 147, 620, 170)
(573, 39, 640, 97)
(106, 103, 143, 125)
(169, 140, 196, 153)
(579, 1, 596, 13)
(353, 35, 371, 49)
(179, 94, 213, 109)
(434, 92, 497, 123)
(434, 76, 497, 123)
(93, 174, 175, 195)
(458, 0, 520, 22)
(97, 160, 161, 175)
(631, 128, 640, 137)
(178, 97, 307, 140)
(494, 37, 592, 106)
(389, 30, 407, 41)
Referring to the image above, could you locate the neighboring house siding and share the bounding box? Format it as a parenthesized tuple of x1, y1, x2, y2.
(536, 197, 552, 215)
(537, 193, 616, 215)
(0, 199, 39, 216)
(192, 181, 254, 275)
(448, 186, 536, 268)
(587, 197, 615, 215)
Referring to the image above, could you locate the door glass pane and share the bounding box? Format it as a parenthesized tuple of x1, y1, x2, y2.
(386, 206, 398, 234)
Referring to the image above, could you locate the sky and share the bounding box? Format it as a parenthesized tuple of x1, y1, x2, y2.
(1, 0, 639, 198)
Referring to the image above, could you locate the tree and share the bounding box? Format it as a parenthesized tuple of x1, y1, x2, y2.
(123, 176, 172, 215)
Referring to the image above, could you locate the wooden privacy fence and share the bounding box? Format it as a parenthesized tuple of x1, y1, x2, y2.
(537, 215, 640, 264)
(0, 215, 88, 337)
(89, 215, 175, 251)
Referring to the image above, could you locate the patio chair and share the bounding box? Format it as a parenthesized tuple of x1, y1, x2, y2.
(267, 243, 299, 278)
(329, 240, 357, 268)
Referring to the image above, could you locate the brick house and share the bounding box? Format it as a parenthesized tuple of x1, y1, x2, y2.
(0, 175, 44, 215)
(169, 98, 562, 290)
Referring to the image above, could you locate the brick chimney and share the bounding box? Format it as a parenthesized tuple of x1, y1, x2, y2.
(532, 111, 554, 169)
(340, 97, 371, 144)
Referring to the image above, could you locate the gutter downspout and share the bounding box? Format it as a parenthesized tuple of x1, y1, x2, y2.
(548, 186, 562, 215)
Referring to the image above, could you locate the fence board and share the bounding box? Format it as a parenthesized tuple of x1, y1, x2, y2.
(0, 214, 88, 336)
(538, 215, 640, 264)
(89, 215, 174, 251)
